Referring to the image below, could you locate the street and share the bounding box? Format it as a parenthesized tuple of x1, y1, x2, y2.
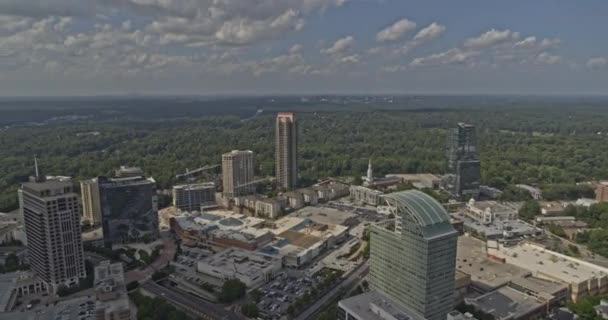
(140, 280, 245, 320)
(295, 262, 369, 320)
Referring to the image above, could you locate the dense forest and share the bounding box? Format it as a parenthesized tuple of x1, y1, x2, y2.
(1, 97, 608, 211)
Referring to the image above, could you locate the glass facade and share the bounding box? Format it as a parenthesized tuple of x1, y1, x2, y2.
(369, 190, 458, 320)
(99, 176, 159, 247)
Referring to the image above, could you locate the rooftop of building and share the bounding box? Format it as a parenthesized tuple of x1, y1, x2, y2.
(173, 210, 266, 233)
(510, 275, 568, 297)
(350, 185, 384, 194)
(173, 182, 215, 190)
(490, 242, 608, 284)
(467, 199, 518, 213)
(466, 286, 544, 320)
(338, 290, 425, 320)
(289, 205, 357, 226)
(199, 247, 281, 277)
(21, 179, 74, 193)
(385, 190, 451, 226)
(385, 173, 441, 181)
(455, 212, 541, 238)
(99, 175, 155, 186)
(382, 190, 457, 239)
(457, 236, 530, 290)
(222, 150, 253, 157)
(94, 262, 129, 314)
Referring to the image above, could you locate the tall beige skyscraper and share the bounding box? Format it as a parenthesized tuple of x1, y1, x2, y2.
(275, 112, 298, 190)
(222, 150, 255, 198)
(81, 177, 102, 226)
(20, 170, 86, 293)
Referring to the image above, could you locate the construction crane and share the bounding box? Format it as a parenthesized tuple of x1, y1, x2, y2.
(175, 164, 219, 180)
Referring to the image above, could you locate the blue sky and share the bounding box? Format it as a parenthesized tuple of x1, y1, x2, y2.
(0, 0, 607, 95)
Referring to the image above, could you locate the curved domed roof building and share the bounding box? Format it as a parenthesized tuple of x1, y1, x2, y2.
(369, 190, 458, 320)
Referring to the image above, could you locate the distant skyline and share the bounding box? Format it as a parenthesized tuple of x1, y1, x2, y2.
(1, 0, 608, 96)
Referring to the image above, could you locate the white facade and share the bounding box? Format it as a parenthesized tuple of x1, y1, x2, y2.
(465, 199, 518, 223)
(350, 186, 383, 206)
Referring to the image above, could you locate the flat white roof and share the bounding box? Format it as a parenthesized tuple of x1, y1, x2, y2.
(489, 242, 608, 284)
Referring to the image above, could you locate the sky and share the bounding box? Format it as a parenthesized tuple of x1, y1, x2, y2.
(1, 0, 608, 96)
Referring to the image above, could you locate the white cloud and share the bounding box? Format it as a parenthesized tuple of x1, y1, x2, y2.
(587, 57, 608, 69)
(413, 22, 445, 42)
(514, 36, 537, 49)
(376, 18, 416, 42)
(464, 29, 520, 49)
(321, 35, 354, 55)
(397, 22, 445, 55)
(540, 38, 561, 50)
(536, 52, 560, 65)
(339, 54, 359, 64)
(289, 44, 303, 54)
(411, 48, 479, 67)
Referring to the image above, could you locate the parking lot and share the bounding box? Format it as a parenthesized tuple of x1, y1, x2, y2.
(255, 270, 319, 319)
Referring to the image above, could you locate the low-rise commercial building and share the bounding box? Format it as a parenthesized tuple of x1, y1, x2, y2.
(465, 199, 518, 223)
(259, 217, 348, 267)
(488, 241, 608, 302)
(197, 247, 282, 288)
(465, 286, 546, 320)
(385, 173, 441, 189)
(349, 186, 383, 206)
(338, 290, 425, 320)
(94, 261, 130, 320)
(540, 202, 566, 216)
(0, 271, 48, 312)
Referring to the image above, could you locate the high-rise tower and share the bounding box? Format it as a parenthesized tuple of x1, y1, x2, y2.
(222, 150, 255, 199)
(368, 190, 458, 320)
(446, 123, 481, 197)
(81, 177, 102, 226)
(19, 160, 86, 293)
(99, 175, 158, 247)
(446, 123, 477, 173)
(275, 112, 298, 190)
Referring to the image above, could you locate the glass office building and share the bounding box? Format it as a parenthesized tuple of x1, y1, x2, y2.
(369, 190, 458, 320)
(99, 176, 159, 247)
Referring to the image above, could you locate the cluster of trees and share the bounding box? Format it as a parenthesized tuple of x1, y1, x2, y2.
(518, 200, 542, 221)
(218, 279, 247, 303)
(2, 105, 608, 211)
(130, 291, 190, 320)
(568, 294, 608, 320)
(0, 253, 28, 274)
